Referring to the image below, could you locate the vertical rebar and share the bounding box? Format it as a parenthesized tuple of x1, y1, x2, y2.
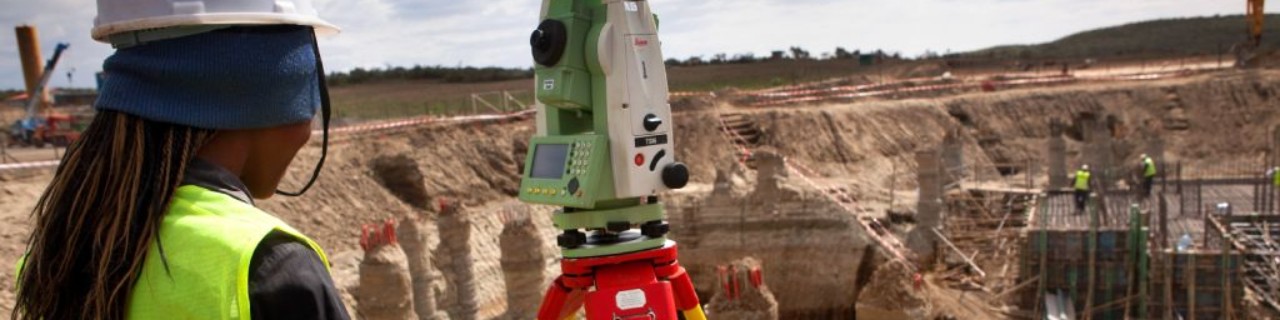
(1027, 159, 1033, 189)
(1197, 180, 1203, 218)
(1255, 181, 1262, 214)
(1177, 162, 1183, 194)
(890, 161, 896, 210)
(1161, 160, 1167, 194)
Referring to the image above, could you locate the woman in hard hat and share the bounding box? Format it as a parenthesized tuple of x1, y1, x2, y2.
(14, 0, 349, 319)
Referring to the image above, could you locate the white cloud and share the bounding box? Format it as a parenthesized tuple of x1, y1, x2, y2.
(0, 0, 1251, 90)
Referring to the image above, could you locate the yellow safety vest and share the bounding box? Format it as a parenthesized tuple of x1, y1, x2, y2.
(16, 185, 329, 319)
(1143, 157, 1157, 178)
(1074, 170, 1091, 191)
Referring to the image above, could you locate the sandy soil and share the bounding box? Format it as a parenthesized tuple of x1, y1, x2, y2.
(0, 175, 43, 316)
(1, 67, 1279, 318)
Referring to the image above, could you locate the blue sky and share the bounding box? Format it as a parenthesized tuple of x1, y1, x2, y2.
(0, 0, 1252, 90)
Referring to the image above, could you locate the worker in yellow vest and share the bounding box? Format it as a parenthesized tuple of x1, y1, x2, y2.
(1140, 154, 1157, 198)
(1073, 164, 1092, 214)
(13, 0, 349, 319)
(1271, 167, 1280, 187)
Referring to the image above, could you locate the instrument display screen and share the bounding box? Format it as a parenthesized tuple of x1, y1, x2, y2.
(530, 144, 570, 179)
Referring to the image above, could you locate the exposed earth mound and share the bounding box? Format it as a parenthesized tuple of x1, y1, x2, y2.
(1, 70, 1278, 318)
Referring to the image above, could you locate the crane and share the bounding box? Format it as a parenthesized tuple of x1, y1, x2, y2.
(8, 42, 74, 147)
(1238, 0, 1267, 67)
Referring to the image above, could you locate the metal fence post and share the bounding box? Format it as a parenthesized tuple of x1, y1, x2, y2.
(1196, 180, 1203, 218)
(496, 91, 504, 112)
(1177, 162, 1183, 194)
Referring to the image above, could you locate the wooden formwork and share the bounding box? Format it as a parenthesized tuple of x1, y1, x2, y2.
(1020, 229, 1141, 320)
(1148, 250, 1244, 320)
(1206, 214, 1280, 314)
(941, 189, 1035, 300)
(1020, 192, 1150, 320)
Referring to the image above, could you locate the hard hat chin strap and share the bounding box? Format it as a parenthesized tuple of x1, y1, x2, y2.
(276, 30, 330, 197)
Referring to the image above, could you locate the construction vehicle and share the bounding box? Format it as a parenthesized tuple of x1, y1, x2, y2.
(518, 0, 703, 319)
(9, 112, 83, 148)
(1236, 0, 1266, 67)
(7, 42, 75, 148)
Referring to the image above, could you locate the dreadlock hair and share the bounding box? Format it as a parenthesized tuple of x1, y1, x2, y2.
(14, 110, 214, 319)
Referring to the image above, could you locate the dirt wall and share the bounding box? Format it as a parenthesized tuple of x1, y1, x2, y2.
(664, 154, 871, 319)
(3, 70, 1280, 318)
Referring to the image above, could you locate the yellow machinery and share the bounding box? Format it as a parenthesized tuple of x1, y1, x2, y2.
(1239, 0, 1267, 67)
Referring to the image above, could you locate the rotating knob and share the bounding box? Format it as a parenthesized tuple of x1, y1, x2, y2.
(642, 114, 662, 132)
(530, 19, 568, 67)
(661, 162, 689, 189)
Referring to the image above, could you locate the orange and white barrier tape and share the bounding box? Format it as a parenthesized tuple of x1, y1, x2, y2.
(315, 109, 536, 136)
(785, 158, 918, 271)
(0, 160, 60, 172)
(670, 91, 713, 98)
(0, 109, 538, 173)
(708, 106, 918, 271)
(744, 68, 1210, 107)
(715, 116, 753, 164)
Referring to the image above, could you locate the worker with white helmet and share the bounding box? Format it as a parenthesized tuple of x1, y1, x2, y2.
(14, 0, 349, 318)
(1072, 164, 1092, 214)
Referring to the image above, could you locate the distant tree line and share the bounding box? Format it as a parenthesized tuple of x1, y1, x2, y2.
(665, 46, 906, 67)
(327, 65, 534, 86)
(321, 46, 926, 86)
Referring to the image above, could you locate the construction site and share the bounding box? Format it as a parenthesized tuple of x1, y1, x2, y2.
(4, 3, 1280, 320)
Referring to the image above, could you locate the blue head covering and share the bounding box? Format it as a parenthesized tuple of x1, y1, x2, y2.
(94, 26, 320, 130)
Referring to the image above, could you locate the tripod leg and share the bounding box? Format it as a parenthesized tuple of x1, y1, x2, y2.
(681, 305, 707, 320)
(666, 265, 706, 320)
(537, 277, 586, 320)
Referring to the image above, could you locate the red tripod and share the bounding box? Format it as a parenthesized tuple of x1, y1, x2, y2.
(536, 242, 706, 320)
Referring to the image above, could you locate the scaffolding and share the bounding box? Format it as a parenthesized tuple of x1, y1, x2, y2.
(930, 130, 1280, 318)
(1207, 214, 1280, 313)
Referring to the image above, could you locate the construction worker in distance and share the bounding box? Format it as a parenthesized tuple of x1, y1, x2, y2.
(13, 0, 350, 319)
(1072, 164, 1092, 214)
(1139, 154, 1157, 198)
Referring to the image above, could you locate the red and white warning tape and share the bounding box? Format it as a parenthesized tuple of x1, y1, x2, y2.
(710, 107, 919, 271)
(715, 116, 753, 165)
(0, 160, 60, 172)
(744, 68, 1208, 107)
(670, 91, 713, 98)
(315, 109, 536, 136)
(0, 109, 539, 173)
(784, 158, 918, 271)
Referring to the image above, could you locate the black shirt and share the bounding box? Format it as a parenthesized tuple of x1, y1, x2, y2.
(182, 159, 351, 319)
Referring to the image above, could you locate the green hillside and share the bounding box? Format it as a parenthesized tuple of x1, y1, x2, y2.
(966, 14, 1280, 59)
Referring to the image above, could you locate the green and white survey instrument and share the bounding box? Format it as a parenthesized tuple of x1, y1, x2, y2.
(520, 0, 688, 258)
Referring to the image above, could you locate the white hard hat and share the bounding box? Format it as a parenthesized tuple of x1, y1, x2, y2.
(1081, 164, 1090, 170)
(93, 0, 339, 42)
